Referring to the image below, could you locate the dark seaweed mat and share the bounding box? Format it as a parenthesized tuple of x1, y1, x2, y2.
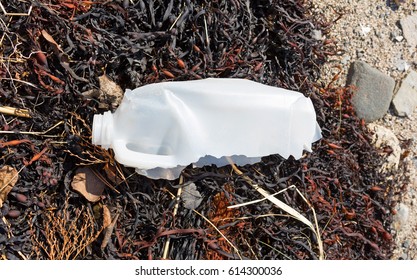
(0, 0, 393, 260)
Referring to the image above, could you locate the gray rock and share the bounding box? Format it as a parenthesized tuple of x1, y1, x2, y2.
(346, 61, 395, 122)
(400, 14, 417, 47)
(392, 70, 417, 117)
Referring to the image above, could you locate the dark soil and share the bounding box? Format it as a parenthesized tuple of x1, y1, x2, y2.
(0, 0, 394, 260)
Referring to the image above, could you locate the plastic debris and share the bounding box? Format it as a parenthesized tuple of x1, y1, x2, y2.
(92, 78, 322, 180)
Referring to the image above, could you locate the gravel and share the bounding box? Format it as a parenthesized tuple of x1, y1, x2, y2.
(311, 0, 417, 260)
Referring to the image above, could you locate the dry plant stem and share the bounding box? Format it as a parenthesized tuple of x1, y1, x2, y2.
(0, 3, 33, 16)
(162, 175, 184, 259)
(290, 185, 324, 260)
(169, 11, 183, 30)
(243, 238, 258, 260)
(1, 216, 27, 259)
(0, 77, 39, 88)
(101, 212, 120, 250)
(91, 168, 121, 194)
(228, 159, 324, 260)
(193, 209, 243, 260)
(258, 240, 291, 260)
(0, 106, 31, 118)
(227, 185, 297, 209)
(0, 120, 64, 136)
(34, 202, 102, 260)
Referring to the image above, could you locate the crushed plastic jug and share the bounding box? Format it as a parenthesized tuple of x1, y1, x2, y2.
(92, 78, 322, 180)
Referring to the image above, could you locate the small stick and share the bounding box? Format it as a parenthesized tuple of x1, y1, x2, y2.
(91, 169, 121, 194)
(0, 78, 39, 88)
(0, 3, 32, 16)
(0, 106, 31, 118)
(162, 175, 184, 259)
(0, 120, 64, 136)
(193, 209, 243, 260)
(203, 14, 210, 46)
(169, 11, 183, 31)
(101, 212, 120, 250)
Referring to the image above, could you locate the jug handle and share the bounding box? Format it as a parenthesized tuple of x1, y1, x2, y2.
(112, 139, 177, 169)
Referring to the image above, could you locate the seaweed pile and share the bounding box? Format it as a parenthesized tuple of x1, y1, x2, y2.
(0, 0, 393, 260)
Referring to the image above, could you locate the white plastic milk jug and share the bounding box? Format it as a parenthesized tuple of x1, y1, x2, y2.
(92, 78, 322, 180)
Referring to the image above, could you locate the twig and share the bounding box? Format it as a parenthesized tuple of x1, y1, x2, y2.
(162, 175, 184, 259)
(193, 209, 243, 260)
(0, 77, 40, 89)
(258, 240, 291, 260)
(203, 14, 209, 46)
(0, 106, 31, 118)
(169, 10, 183, 31)
(291, 185, 324, 260)
(1, 212, 27, 260)
(0, 120, 64, 137)
(101, 212, 120, 250)
(91, 168, 121, 194)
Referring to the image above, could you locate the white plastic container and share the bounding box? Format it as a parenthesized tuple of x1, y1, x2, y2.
(92, 78, 321, 180)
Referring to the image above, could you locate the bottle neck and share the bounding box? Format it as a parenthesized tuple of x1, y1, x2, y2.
(92, 111, 113, 149)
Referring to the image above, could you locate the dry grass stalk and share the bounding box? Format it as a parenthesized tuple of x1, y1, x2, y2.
(0, 120, 64, 137)
(65, 113, 125, 181)
(193, 209, 243, 260)
(206, 182, 243, 260)
(0, 3, 33, 16)
(258, 240, 291, 260)
(2, 215, 27, 259)
(228, 160, 324, 260)
(0, 106, 31, 118)
(100, 211, 120, 250)
(162, 175, 184, 259)
(227, 185, 296, 209)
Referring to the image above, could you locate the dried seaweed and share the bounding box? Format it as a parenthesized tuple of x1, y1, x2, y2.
(0, 0, 393, 260)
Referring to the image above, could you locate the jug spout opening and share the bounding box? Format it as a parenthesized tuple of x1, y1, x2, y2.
(92, 111, 113, 149)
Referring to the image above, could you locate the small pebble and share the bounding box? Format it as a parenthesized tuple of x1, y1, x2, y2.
(341, 55, 351, 65)
(395, 59, 410, 72)
(400, 253, 408, 260)
(393, 203, 409, 230)
(402, 240, 410, 248)
(356, 49, 365, 58)
(7, 210, 21, 219)
(311, 29, 323, 40)
(395, 36, 404, 42)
